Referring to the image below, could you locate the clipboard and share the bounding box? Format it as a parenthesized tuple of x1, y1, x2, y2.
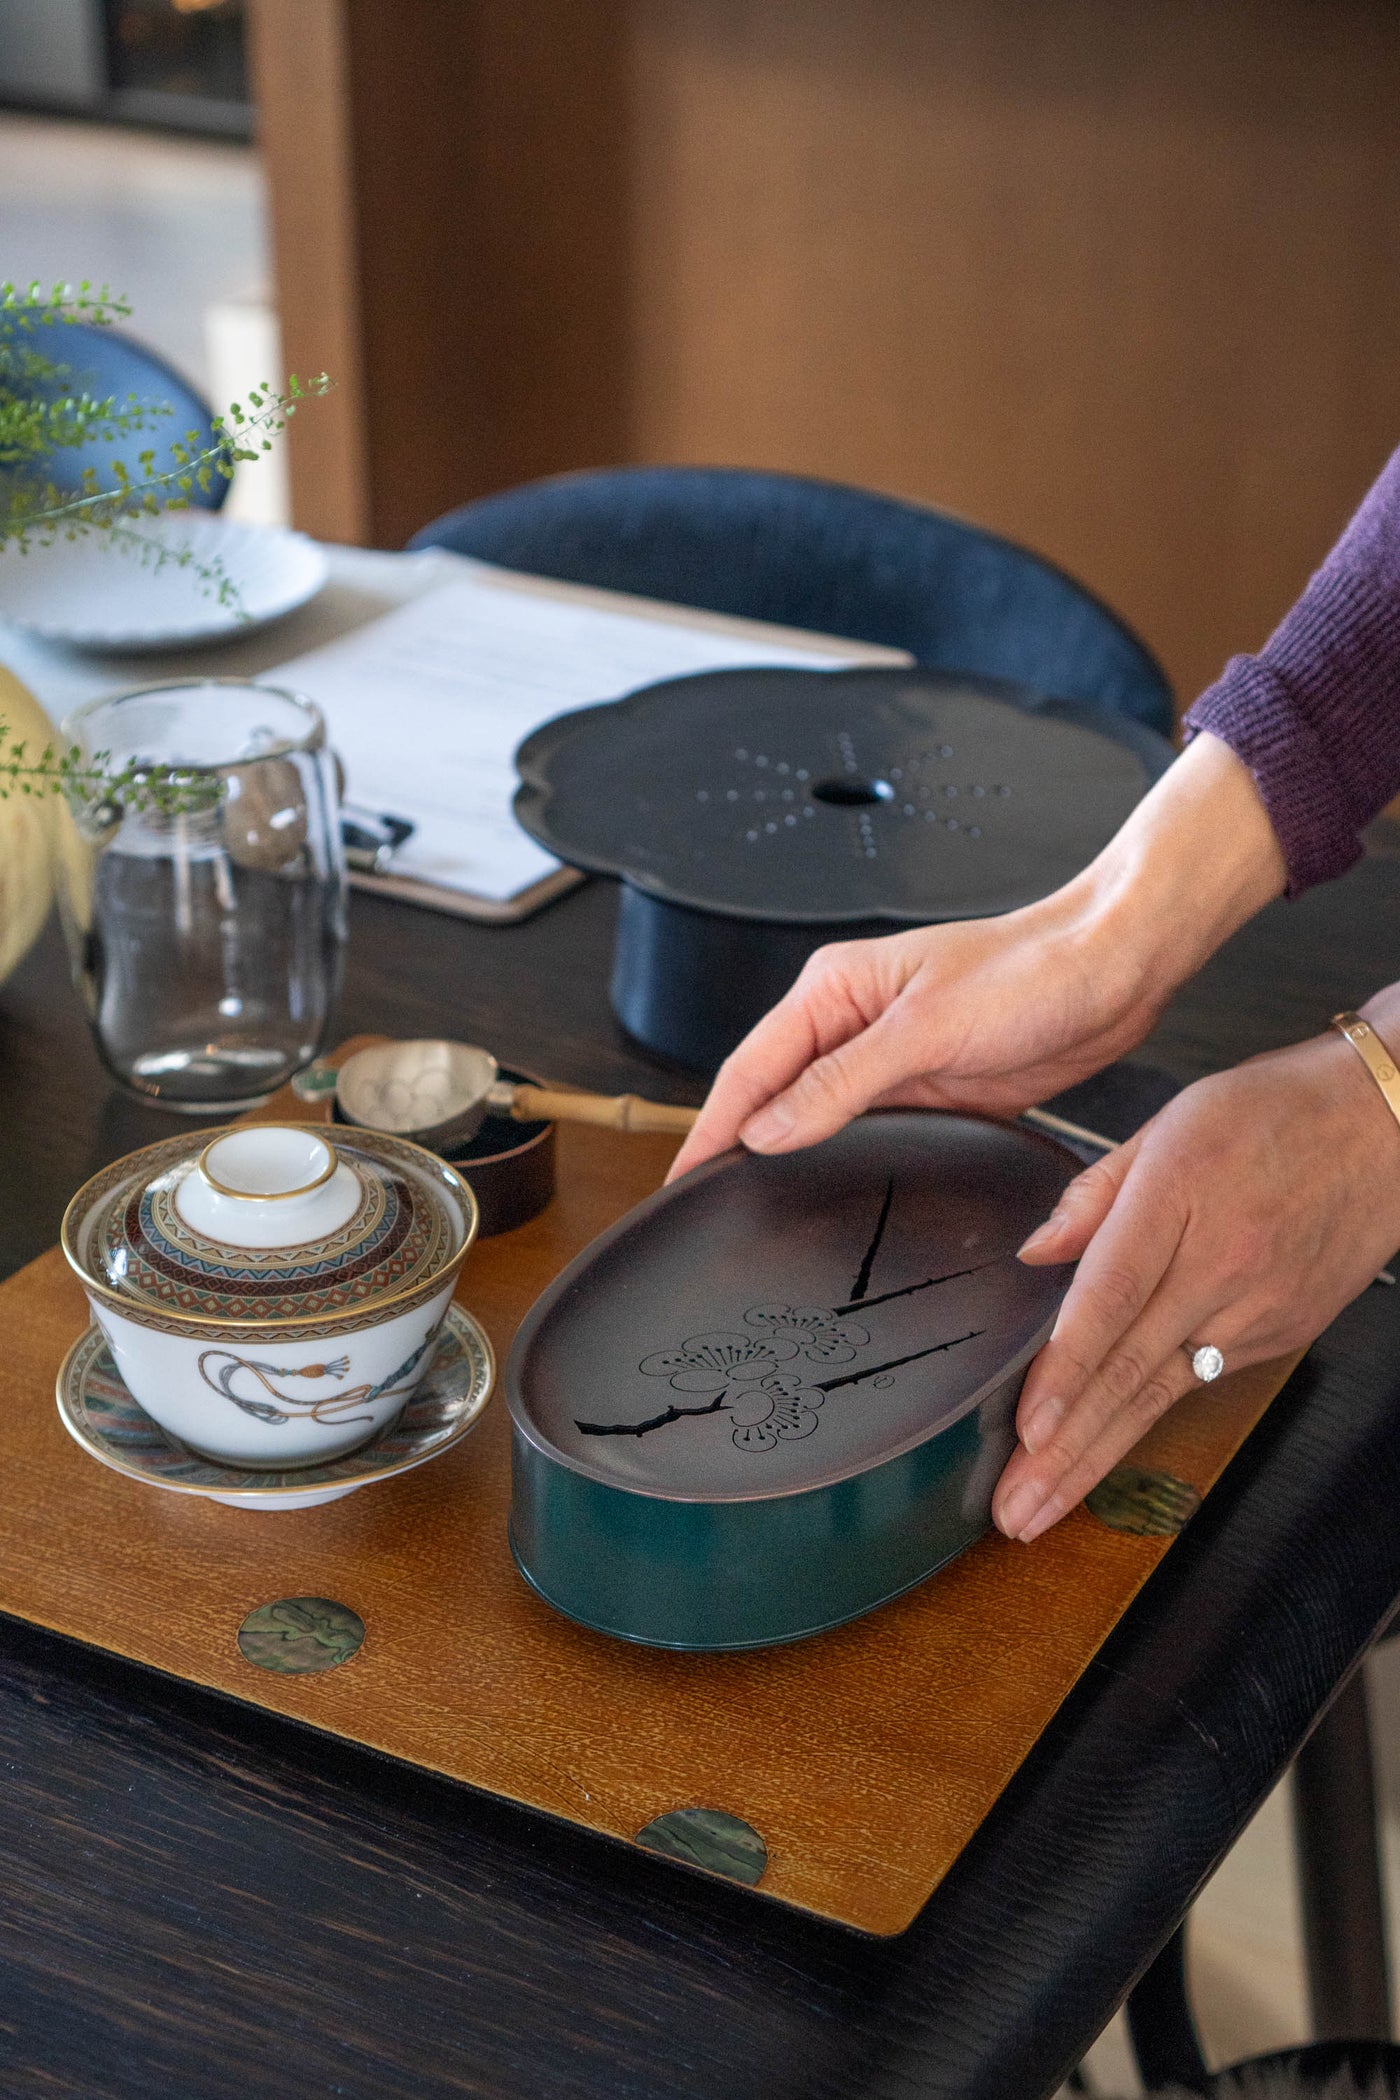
(263, 562, 910, 925)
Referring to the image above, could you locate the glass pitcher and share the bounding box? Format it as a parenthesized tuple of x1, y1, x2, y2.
(56, 680, 346, 1112)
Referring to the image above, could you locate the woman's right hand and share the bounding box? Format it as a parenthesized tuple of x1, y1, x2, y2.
(668, 733, 1287, 1180)
(667, 889, 1165, 1177)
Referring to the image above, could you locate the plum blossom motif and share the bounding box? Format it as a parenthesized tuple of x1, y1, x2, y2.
(743, 1304, 870, 1364)
(725, 1369, 825, 1452)
(730, 1385, 826, 1453)
(638, 1330, 800, 1393)
(585, 1283, 982, 1457)
(635, 1330, 832, 1453)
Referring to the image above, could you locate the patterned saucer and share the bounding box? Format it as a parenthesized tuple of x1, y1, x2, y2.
(56, 1304, 494, 1510)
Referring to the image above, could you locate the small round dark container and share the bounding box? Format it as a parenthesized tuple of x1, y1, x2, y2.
(507, 1112, 1078, 1650)
(436, 1067, 555, 1237)
(335, 1066, 555, 1238)
(514, 665, 1172, 1070)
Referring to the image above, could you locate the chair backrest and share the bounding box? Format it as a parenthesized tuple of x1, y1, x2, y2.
(1202, 2040, 1400, 2096)
(1, 321, 227, 513)
(410, 465, 1173, 734)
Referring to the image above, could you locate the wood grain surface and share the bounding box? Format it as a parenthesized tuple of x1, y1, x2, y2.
(0, 1050, 1296, 1935)
(626, 0, 1400, 711)
(254, 0, 1400, 715)
(247, 0, 630, 549)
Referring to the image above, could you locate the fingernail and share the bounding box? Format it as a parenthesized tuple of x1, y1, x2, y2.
(997, 1477, 1048, 1537)
(1020, 1397, 1063, 1454)
(740, 1100, 795, 1150)
(1017, 1494, 1065, 1545)
(1018, 1209, 1066, 1258)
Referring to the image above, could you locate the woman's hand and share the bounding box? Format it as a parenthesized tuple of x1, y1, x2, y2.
(992, 998, 1400, 1543)
(666, 898, 1168, 1180)
(667, 734, 1286, 1182)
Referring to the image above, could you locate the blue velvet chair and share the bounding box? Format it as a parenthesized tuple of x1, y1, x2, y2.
(409, 464, 1173, 734)
(4, 321, 228, 511)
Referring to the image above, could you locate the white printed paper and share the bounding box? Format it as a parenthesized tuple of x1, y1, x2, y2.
(261, 569, 897, 903)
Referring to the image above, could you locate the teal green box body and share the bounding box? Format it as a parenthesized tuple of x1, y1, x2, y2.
(508, 1387, 1017, 1651)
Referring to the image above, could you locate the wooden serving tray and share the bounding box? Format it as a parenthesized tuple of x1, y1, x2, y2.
(0, 1052, 1295, 1935)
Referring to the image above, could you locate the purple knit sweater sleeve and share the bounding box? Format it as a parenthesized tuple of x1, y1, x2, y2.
(1184, 443, 1400, 894)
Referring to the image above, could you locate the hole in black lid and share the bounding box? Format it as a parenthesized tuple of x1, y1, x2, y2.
(808, 775, 895, 808)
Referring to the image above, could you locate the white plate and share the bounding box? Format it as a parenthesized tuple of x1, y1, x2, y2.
(0, 511, 329, 651)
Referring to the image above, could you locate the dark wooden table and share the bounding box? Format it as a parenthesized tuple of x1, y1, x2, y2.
(3, 844, 1400, 2100)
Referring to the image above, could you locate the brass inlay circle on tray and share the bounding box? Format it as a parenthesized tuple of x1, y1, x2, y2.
(237, 1596, 366, 1673)
(635, 1807, 768, 1886)
(1086, 1464, 1201, 1537)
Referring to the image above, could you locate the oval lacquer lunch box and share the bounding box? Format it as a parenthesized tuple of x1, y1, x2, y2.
(507, 1111, 1078, 1650)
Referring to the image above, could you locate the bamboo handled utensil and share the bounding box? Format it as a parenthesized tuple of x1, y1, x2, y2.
(505, 1097, 1113, 1144)
(504, 1086, 697, 1134)
(294, 1038, 700, 1149)
(1020, 1104, 1115, 1151)
(294, 1038, 1128, 1154)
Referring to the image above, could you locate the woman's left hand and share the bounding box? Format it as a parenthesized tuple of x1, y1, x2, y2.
(993, 1005, 1400, 1544)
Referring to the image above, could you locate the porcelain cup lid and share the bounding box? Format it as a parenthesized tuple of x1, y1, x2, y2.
(62, 1122, 476, 1328)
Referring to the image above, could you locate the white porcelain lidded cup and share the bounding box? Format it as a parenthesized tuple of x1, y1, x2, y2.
(62, 1123, 479, 1468)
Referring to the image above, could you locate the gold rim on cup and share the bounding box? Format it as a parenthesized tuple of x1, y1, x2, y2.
(196, 1128, 339, 1202)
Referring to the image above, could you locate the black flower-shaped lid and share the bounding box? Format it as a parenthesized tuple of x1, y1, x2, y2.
(514, 667, 1169, 925)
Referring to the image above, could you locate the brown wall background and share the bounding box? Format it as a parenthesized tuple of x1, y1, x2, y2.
(253, 0, 1400, 714)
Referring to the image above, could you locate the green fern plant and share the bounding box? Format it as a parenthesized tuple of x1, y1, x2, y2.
(0, 279, 329, 816)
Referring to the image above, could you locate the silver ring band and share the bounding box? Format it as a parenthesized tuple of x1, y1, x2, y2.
(1191, 1344, 1225, 1384)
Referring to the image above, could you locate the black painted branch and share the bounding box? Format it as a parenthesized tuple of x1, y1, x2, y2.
(848, 1177, 895, 1303)
(575, 1329, 987, 1440)
(575, 1393, 731, 1438)
(832, 1259, 1000, 1318)
(813, 1333, 985, 1393)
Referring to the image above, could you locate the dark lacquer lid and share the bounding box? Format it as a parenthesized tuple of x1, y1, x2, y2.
(514, 666, 1171, 926)
(507, 1112, 1078, 1503)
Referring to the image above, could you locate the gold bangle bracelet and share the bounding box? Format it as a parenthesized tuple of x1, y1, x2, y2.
(1332, 1011, 1400, 1135)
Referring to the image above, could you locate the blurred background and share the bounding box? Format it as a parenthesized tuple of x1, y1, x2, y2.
(2, 2, 1399, 2082)
(1, 0, 1397, 715)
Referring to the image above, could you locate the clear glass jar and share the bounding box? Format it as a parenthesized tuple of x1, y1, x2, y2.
(57, 680, 346, 1112)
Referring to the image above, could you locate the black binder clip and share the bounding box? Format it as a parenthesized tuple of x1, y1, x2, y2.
(341, 805, 416, 874)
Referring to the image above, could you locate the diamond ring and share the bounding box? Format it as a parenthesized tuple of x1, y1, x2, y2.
(1191, 1344, 1225, 1384)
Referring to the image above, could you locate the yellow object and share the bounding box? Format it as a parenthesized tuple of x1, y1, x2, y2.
(1332, 1011, 1400, 1137)
(0, 664, 56, 984)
